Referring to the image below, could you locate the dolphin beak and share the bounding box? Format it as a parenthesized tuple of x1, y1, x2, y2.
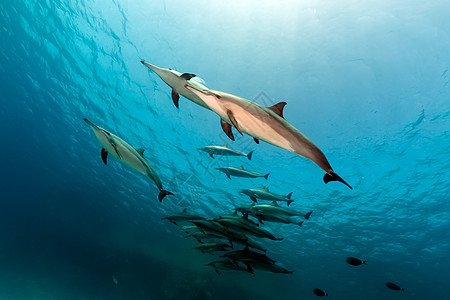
(140, 60, 159, 72)
(83, 118, 101, 131)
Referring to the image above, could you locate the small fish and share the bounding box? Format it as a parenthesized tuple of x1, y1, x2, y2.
(346, 257, 367, 266)
(313, 288, 328, 297)
(386, 282, 404, 291)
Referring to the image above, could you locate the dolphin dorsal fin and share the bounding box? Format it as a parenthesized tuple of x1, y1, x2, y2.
(244, 246, 250, 252)
(180, 73, 196, 80)
(239, 165, 244, 169)
(135, 148, 145, 156)
(222, 143, 228, 148)
(267, 102, 287, 119)
(232, 211, 237, 216)
(242, 214, 249, 221)
(182, 208, 187, 213)
(271, 201, 279, 206)
(263, 186, 269, 191)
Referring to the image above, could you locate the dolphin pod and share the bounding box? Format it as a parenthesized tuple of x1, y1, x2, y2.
(162, 198, 310, 274)
(84, 118, 174, 202)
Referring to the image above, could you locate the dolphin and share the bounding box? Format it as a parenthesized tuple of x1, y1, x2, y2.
(222, 246, 275, 264)
(193, 242, 232, 254)
(229, 235, 267, 253)
(198, 143, 253, 160)
(184, 84, 352, 189)
(216, 165, 270, 180)
(253, 213, 304, 227)
(251, 201, 312, 219)
(192, 220, 230, 237)
(162, 208, 205, 225)
(216, 212, 260, 227)
(141, 60, 210, 109)
(205, 260, 252, 274)
(242, 258, 293, 274)
(181, 225, 198, 234)
(240, 187, 294, 206)
(187, 231, 227, 244)
(217, 216, 283, 241)
(83, 118, 173, 202)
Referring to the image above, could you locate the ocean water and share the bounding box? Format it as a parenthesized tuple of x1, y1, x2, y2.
(0, 0, 449, 299)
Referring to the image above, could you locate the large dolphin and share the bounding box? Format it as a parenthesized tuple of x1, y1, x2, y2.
(184, 83, 352, 189)
(216, 165, 270, 180)
(198, 143, 253, 160)
(240, 187, 294, 206)
(84, 118, 173, 202)
(141, 60, 210, 109)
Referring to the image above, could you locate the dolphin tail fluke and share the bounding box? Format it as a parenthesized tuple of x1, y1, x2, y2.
(264, 173, 270, 180)
(286, 199, 294, 206)
(304, 211, 313, 220)
(287, 192, 293, 200)
(323, 171, 352, 189)
(247, 151, 254, 160)
(158, 190, 174, 202)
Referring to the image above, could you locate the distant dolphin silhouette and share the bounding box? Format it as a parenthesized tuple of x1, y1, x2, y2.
(84, 118, 173, 202)
(184, 84, 352, 189)
(141, 60, 210, 109)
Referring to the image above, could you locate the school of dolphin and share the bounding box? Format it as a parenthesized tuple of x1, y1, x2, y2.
(84, 61, 405, 295)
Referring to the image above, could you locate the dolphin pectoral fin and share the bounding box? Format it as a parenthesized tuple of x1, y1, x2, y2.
(180, 73, 196, 80)
(158, 190, 174, 202)
(253, 138, 259, 144)
(171, 89, 180, 108)
(111, 143, 122, 159)
(323, 171, 353, 189)
(226, 174, 231, 180)
(209, 153, 215, 159)
(221, 119, 235, 141)
(266, 102, 287, 119)
(101, 148, 108, 165)
(250, 196, 257, 203)
(214, 267, 220, 275)
(227, 111, 243, 136)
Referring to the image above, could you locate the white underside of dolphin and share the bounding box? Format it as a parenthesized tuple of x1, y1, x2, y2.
(184, 83, 352, 189)
(84, 118, 173, 202)
(141, 60, 210, 110)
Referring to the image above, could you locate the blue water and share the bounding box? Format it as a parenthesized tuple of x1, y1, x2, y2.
(1, 1, 449, 299)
